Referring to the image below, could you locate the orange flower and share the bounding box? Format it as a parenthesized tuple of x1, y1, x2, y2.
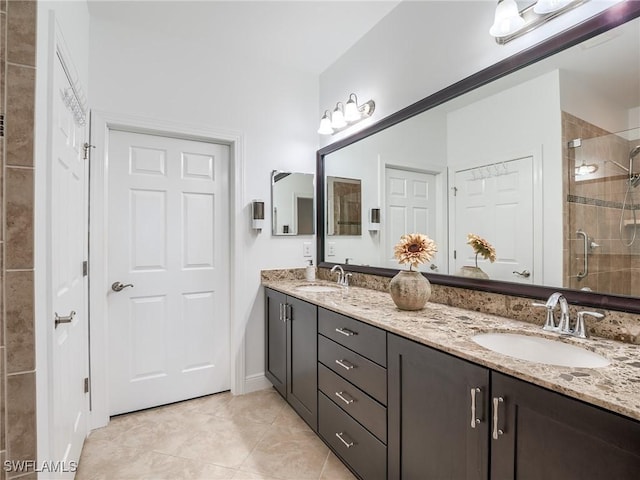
(467, 233, 497, 264)
(393, 233, 438, 271)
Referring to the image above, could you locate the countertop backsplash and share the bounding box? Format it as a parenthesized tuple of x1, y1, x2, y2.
(261, 267, 640, 345)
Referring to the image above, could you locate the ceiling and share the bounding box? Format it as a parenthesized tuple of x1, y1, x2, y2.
(87, 0, 402, 75)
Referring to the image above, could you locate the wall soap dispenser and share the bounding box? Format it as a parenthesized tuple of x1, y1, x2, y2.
(305, 260, 316, 282)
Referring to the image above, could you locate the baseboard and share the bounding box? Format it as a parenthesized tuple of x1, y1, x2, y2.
(243, 373, 272, 394)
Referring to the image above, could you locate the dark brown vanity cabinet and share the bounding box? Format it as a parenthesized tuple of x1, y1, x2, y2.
(388, 333, 490, 480)
(317, 308, 388, 480)
(491, 372, 640, 479)
(264, 288, 317, 431)
(389, 333, 640, 480)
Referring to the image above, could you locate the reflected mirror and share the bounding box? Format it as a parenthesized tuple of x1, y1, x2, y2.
(327, 176, 362, 236)
(320, 8, 640, 302)
(271, 171, 314, 236)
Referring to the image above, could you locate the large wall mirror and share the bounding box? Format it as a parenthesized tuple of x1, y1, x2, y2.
(272, 171, 315, 235)
(317, 3, 640, 313)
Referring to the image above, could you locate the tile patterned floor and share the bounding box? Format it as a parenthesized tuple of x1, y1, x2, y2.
(76, 389, 357, 480)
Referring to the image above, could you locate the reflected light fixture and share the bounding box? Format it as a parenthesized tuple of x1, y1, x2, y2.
(318, 93, 375, 135)
(490, 0, 587, 44)
(575, 160, 598, 176)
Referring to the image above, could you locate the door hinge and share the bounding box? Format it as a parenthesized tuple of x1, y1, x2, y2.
(84, 377, 89, 393)
(82, 261, 88, 277)
(454, 250, 457, 259)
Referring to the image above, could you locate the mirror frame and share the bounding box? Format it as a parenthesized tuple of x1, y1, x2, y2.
(316, 2, 640, 314)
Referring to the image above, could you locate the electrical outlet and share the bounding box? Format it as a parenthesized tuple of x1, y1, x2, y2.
(327, 242, 336, 257)
(302, 242, 312, 257)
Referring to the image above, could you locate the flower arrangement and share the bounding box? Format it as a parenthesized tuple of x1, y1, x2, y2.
(467, 233, 496, 267)
(393, 233, 438, 271)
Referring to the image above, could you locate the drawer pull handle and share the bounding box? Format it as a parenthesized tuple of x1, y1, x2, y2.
(335, 327, 356, 337)
(335, 359, 354, 371)
(492, 396, 505, 440)
(335, 432, 354, 448)
(335, 391, 354, 405)
(470, 387, 481, 429)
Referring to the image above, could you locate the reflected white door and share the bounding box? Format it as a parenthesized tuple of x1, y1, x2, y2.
(107, 131, 230, 415)
(453, 157, 534, 283)
(51, 53, 89, 476)
(384, 168, 438, 271)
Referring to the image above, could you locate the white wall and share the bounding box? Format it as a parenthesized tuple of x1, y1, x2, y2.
(35, 0, 92, 464)
(319, 0, 621, 147)
(88, 9, 320, 391)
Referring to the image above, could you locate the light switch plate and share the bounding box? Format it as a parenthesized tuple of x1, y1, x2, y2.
(303, 242, 312, 257)
(327, 242, 336, 257)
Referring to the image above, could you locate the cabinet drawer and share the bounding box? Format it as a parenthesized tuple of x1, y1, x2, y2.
(318, 363, 387, 443)
(319, 393, 386, 480)
(318, 335, 387, 405)
(318, 308, 387, 366)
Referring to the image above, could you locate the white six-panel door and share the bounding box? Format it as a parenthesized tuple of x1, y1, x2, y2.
(51, 51, 89, 476)
(453, 157, 534, 283)
(384, 167, 438, 271)
(107, 131, 230, 415)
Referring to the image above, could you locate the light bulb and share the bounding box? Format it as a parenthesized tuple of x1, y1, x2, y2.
(489, 0, 525, 38)
(331, 103, 347, 129)
(344, 94, 360, 122)
(317, 111, 333, 135)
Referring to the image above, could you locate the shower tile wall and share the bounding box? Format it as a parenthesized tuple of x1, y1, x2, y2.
(2, 1, 38, 479)
(563, 112, 639, 296)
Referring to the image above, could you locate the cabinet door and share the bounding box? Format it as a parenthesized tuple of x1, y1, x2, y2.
(264, 288, 287, 397)
(287, 296, 318, 431)
(491, 372, 640, 480)
(388, 334, 490, 480)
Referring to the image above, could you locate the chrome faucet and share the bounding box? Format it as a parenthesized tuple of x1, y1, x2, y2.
(533, 292, 605, 338)
(330, 265, 344, 285)
(532, 292, 568, 332)
(330, 265, 351, 287)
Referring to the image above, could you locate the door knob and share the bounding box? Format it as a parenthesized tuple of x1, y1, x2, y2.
(512, 269, 531, 278)
(112, 282, 134, 292)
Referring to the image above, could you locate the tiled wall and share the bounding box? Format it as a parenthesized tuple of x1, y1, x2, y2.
(562, 112, 640, 296)
(2, 1, 37, 479)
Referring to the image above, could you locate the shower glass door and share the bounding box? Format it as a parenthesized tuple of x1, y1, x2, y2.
(565, 119, 640, 296)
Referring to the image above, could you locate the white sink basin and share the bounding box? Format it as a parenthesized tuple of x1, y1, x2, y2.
(472, 333, 610, 368)
(295, 284, 342, 293)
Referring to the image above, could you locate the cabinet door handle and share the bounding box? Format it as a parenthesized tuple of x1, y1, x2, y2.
(470, 387, 481, 429)
(335, 359, 354, 371)
(492, 396, 505, 440)
(279, 303, 284, 322)
(285, 303, 291, 321)
(335, 432, 354, 448)
(335, 327, 356, 337)
(335, 391, 354, 405)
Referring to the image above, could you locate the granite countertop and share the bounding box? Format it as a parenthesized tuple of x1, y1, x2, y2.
(262, 278, 640, 422)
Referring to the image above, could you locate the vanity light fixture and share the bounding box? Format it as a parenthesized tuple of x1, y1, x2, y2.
(251, 199, 265, 231)
(490, 0, 587, 44)
(317, 93, 376, 135)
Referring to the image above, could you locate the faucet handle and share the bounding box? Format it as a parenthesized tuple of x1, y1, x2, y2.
(342, 273, 353, 287)
(574, 311, 605, 339)
(532, 302, 558, 331)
